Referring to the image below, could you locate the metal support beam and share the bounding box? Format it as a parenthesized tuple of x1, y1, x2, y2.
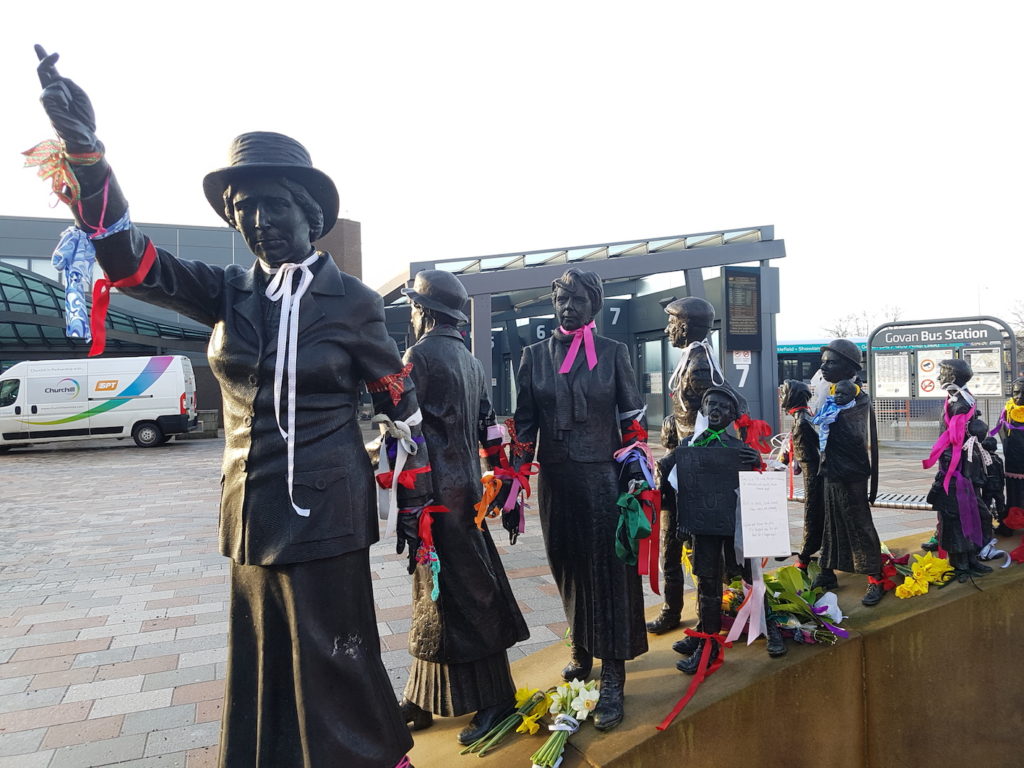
(471, 292, 493, 391)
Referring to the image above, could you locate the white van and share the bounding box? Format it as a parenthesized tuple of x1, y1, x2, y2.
(0, 355, 198, 450)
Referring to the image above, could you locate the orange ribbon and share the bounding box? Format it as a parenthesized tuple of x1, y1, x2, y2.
(23, 140, 102, 206)
(474, 473, 503, 529)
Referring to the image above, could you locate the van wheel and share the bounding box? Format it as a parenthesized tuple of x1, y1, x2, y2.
(132, 422, 164, 448)
(0, 446, 10, 454)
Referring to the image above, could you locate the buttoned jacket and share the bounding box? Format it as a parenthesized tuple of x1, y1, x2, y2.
(94, 227, 427, 566)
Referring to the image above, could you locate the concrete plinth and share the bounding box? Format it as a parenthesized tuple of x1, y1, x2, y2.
(409, 533, 1024, 768)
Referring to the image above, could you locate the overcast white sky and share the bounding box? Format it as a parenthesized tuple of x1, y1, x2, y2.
(2, 1, 1021, 339)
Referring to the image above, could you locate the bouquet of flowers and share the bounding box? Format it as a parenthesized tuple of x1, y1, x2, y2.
(460, 687, 550, 757)
(529, 679, 599, 768)
(764, 564, 848, 645)
(894, 552, 955, 598)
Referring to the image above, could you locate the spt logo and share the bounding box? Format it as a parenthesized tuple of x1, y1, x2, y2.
(95, 380, 119, 392)
(43, 378, 80, 397)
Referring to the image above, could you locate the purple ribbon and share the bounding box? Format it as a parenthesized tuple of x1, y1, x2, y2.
(558, 321, 598, 374)
(813, 606, 851, 639)
(952, 468, 985, 547)
(990, 409, 1024, 436)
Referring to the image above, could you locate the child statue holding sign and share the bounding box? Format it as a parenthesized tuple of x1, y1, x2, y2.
(670, 387, 786, 674)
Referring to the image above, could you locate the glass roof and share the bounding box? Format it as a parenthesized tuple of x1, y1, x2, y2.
(0, 263, 210, 350)
(423, 227, 767, 276)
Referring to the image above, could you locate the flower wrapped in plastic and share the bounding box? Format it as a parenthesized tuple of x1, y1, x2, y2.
(530, 679, 599, 768)
(894, 551, 955, 599)
(763, 565, 848, 645)
(460, 687, 550, 757)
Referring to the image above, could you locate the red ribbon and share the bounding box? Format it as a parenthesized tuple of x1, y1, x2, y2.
(1003, 507, 1024, 530)
(656, 630, 731, 731)
(504, 417, 534, 458)
(623, 419, 648, 445)
(89, 239, 157, 357)
(558, 321, 598, 373)
(494, 462, 540, 499)
(376, 464, 431, 490)
(734, 413, 773, 454)
(417, 504, 449, 551)
(367, 362, 414, 407)
(637, 488, 661, 595)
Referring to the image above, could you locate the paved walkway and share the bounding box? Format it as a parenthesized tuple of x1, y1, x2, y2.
(0, 435, 939, 767)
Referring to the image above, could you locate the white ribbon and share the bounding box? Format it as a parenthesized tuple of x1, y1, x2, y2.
(964, 435, 993, 467)
(617, 404, 648, 422)
(943, 382, 976, 407)
(668, 341, 726, 410)
(979, 538, 1012, 568)
(372, 410, 423, 536)
(263, 251, 320, 517)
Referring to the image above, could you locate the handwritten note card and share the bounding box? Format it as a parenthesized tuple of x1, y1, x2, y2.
(738, 471, 790, 558)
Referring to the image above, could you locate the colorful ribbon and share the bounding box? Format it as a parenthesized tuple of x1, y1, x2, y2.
(22, 140, 102, 206)
(89, 238, 157, 356)
(692, 427, 727, 447)
(504, 417, 534, 458)
(811, 396, 856, 453)
(373, 410, 425, 536)
(638, 488, 660, 595)
(557, 321, 598, 373)
(367, 362, 414, 407)
(614, 441, 655, 489)
(978, 538, 1012, 569)
(656, 630, 731, 731)
(614, 490, 652, 566)
(416, 504, 448, 601)
(922, 402, 976, 494)
(725, 561, 767, 645)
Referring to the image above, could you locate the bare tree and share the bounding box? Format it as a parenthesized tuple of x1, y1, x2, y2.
(822, 305, 903, 338)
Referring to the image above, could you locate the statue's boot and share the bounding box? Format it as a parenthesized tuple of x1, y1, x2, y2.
(676, 639, 719, 675)
(646, 582, 683, 634)
(810, 568, 839, 591)
(764, 604, 787, 658)
(861, 577, 885, 606)
(457, 700, 516, 745)
(561, 642, 592, 682)
(398, 698, 433, 731)
(593, 659, 625, 731)
(672, 634, 700, 656)
(968, 552, 993, 575)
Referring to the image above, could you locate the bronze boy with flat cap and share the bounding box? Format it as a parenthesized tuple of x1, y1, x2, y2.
(31, 47, 427, 768)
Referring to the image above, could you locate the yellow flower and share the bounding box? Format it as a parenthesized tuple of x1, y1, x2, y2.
(911, 552, 953, 584)
(895, 576, 929, 599)
(515, 687, 540, 709)
(516, 713, 542, 736)
(530, 693, 553, 717)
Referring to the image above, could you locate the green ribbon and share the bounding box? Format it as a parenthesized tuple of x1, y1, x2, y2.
(615, 488, 653, 565)
(692, 427, 727, 447)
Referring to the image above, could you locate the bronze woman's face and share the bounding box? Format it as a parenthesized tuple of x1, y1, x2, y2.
(553, 286, 594, 332)
(231, 178, 312, 267)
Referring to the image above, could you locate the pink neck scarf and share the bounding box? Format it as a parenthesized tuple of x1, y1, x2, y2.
(558, 321, 598, 374)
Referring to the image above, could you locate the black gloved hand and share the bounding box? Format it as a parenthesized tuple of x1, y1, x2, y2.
(489, 479, 513, 517)
(395, 510, 421, 575)
(35, 45, 100, 152)
(502, 504, 521, 546)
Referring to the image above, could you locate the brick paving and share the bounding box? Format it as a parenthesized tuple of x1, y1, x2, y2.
(0, 433, 939, 767)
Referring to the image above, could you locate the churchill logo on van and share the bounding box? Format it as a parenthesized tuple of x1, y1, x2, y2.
(24, 357, 174, 426)
(95, 380, 119, 392)
(44, 378, 80, 397)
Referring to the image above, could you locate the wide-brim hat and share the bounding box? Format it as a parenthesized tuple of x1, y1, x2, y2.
(202, 132, 339, 237)
(402, 269, 469, 325)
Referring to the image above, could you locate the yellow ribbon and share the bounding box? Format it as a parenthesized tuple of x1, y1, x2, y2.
(22, 140, 101, 206)
(1005, 398, 1024, 424)
(474, 473, 502, 529)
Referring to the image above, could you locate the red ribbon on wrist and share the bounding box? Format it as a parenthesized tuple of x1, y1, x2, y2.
(367, 362, 414, 407)
(494, 462, 540, 499)
(376, 464, 431, 490)
(89, 239, 157, 357)
(622, 419, 648, 445)
(734, 413, 773, 454)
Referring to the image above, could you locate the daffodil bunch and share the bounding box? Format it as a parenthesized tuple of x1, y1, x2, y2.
(529, 679, 599, 768)
(895, 552, 954, 599)
(460, 687, 550, 757)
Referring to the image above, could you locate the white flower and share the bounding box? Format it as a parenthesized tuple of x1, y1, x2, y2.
(570, 687, 600, 721)
(812, 591, 846, 624)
